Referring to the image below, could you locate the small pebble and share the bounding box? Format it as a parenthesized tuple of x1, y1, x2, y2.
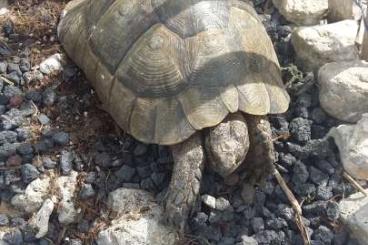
(202, 194, 217, 209)
(38, 113, 50, 125)
(52, 131, 70, 146)
(79, 183, 96, 199)
(43, 157, 57, 169)
(326, 201, 340, 221)
(21, 164, 40, 184)
(60, 151, 73, 175)
(0, 213, 9, 226)
(251, 217, 264, 233)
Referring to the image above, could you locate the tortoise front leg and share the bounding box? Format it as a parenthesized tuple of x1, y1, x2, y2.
(163, 133, 205, 232)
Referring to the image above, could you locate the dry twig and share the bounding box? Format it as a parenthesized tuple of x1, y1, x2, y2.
(273, 168, 311, 245)
(343, 171, 368, 197)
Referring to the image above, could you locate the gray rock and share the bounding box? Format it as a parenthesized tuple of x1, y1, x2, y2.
(289, 117, 312, 143)
(52, 131, 69, 146)
(312, 225, 334, 244)
(94, 152, 112, 167)
(201, 194, 216, 209)
(19, 58, 30, 72)
(97, 188, 178, 245)
(39, 54, 63, 74)
(42, 88, 56, 106)
(326, 201, 340, 221)
(239, 235, 258, 245)
(21, 164, 40, 184)
(79, 183, 95, 199)
(329, 114, 368, 180)
(0, 214, 9, 226)
(11, 176, 51, 213)
(292, 161, 309, 185)
(115, 165, 136, 182)
(37, 114, 50, 125)
(0, 61, 7, 74)
(3, 228, 23, 245)
(316, 185, 333, 201)
(251, 217, 264, 233)
(241, 183, 256, 204)
(7, 63, 21, 75)
(29, 199, 54, 238)
(318, 61, 368, 122)
(272, 0, 328, 25)
(0, 131, 17, 144)
(309, 166, 329, 186)
(57, 171, 79, 224)
(60, 151, 73, 175)
(215, 197, 232, 211)
(291, 20, 359, 71)
(25, 91, 42, 104)
(16, 143, 33, 156)
(339, 189, 368, 244)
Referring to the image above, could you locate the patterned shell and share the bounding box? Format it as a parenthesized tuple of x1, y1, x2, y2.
(58, 0, 290, 145)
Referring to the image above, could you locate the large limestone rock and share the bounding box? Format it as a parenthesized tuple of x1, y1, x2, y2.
(291, 20, 359, 71)
(339, 190, 368, 244)
(318, 60, 368, 122)
(11, 176, 51, 213)
(97, 188, 178, 245)
(328, 0, 363, 22)
(29, 199, 54, 238)
(328, 114, 368, 180)
(272, 0, 328, 25)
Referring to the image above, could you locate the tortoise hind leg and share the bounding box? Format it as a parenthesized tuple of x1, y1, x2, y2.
(244, 115, 276, 184)
(163, 133, 205, 232)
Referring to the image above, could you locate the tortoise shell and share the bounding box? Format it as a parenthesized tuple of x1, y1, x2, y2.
(58, 0, 290, 145)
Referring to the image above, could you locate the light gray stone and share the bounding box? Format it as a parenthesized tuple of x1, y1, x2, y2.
(318, 60, 368, 122)
(97, 188, 178, 245)
(291, 20, 359, 72)
(29, 199, 54, 238)
(272, 0, 328, 25)
(0, 0, 8, 16)
(201, 195, 217, 209)
(339, 189, 368, 244)
(39, 54, 63, 74)
(57, 171, 80, 224)
(328, 114, 368, 179)
(11, 177, 50, 213)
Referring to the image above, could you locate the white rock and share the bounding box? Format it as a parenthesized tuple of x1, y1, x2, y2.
(328, 114, 368, 179)
(201, 194, 217, 209)
(29, 199, 54, 238)
(97, 188, 178, 245)
(0, 231, 9, 245)
(339, 189, 368, 244)
(318, 60, 368, 122)
(328, 0, 363, 22)
(11, 177, 50, 213)
(0, 0, 8, 16)
(57, 171, 80, 225)
(272, 0, 328, 25)
(291, 20, 359, 71)
(39, 54, 63, 74)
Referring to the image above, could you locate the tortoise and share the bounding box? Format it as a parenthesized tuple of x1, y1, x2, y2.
(58, 0, 290, 231)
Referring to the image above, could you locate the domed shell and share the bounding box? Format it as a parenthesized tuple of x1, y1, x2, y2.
(58, 0, 290, 145)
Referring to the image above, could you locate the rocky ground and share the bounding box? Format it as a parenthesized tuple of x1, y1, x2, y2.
(0, 0, 367, 245)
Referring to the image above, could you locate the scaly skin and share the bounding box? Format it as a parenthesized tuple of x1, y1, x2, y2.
(163, 133, 205, 233)
(163, 114, 275, 232)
